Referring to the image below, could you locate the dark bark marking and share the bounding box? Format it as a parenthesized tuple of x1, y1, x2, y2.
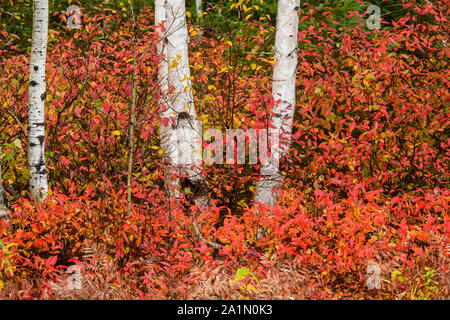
(176, 111, 191, 128)
(37, 135, 45, 145)
(177, 111, 190, 120)
(34, 163, 45, 174)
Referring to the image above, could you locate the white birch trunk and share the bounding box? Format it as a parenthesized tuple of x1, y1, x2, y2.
(195, 0, 202, 17)
(195, 0, 203, 37)
(166, 0, 195, 118)
(156, 0, 181, 200)
(28, 0, 49, 200)
(165, 0, 208, 206)
(254, 0, 300, 206)
(0, 146, 9, 220)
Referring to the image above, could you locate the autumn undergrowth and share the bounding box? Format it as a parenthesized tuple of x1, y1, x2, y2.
(0, 1, 449, 299)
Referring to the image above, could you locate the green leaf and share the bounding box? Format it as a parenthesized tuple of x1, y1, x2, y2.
(326, 112, 337, 122)
(361, 165, 370, 178)
(12, 139, 22, 149)
(236, 268, 250, 278)
(231, 268, 250, 284)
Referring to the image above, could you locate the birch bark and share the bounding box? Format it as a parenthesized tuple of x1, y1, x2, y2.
(254, 0, 300, 206)
(28, 0, 49, 200)
(0, 146, 9, 220)
(156, 0, 181, 200)
(195, 0, 202, 17)
(165, 0, 208, 206)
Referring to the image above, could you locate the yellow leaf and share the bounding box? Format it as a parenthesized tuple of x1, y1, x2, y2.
(245, 14, 252, 20)
(226, 40, 233, 47)
(247, 284, 258, 294)
(150, 146, 160, 150)
(112, 130, 121, 136)
(218, 237, 230, 244)
(218, 67, 229, 74)
(186, 11, 191, 18)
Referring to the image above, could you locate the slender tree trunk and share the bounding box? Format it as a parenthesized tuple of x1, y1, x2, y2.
(195, 0, 202, 17)
(0, 146, 9, 220)
(28, 0, 49, 200)
(195, 0, 203, 37)
(253, 0, 299, 206)
(0, 0, 3, 25)
(165, 0, 209, 207)
(127, 0, 137, 214)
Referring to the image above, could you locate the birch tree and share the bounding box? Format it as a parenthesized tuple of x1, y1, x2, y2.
(0, 146, 9, 220)
(165, 0, 208, 207)
(156, 0, 180, 200)
(195, 0, 203, 36)
(254, 0, 300, 206)
(156, 0, 208, 206)
(195, 0, 202, 17)
(28, 0, 49, 200)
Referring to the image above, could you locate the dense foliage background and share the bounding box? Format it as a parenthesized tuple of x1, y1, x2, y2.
(0, 0, 448, 299)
